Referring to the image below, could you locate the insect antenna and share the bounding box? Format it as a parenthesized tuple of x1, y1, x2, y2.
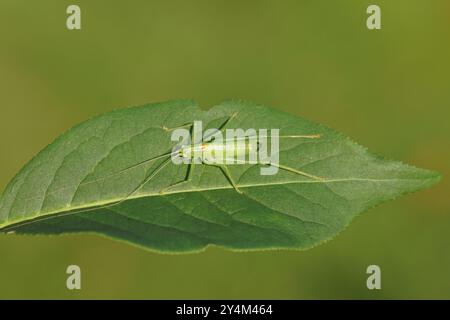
(101, 151, 175, 179)
(107, 155, 174, 207)
(1, 152, 178, 233)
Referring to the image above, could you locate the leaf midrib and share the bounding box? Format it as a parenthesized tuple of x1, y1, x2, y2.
(0, 175, 437, 230)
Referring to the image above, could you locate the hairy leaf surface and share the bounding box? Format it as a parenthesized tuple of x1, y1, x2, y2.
(0, 100, 440, 252)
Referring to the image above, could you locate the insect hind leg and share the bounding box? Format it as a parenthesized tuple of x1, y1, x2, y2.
(226, 158, 325, 182)
(203, 112, 239, 142)
(266, 162, 325, 181)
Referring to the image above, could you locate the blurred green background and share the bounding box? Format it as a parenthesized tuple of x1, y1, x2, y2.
(0, 0, 449, 299)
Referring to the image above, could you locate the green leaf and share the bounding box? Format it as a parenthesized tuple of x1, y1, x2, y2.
(0, 100, 441, 252)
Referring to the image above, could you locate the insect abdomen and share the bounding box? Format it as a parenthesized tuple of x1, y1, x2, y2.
(201, 139, 258, 164)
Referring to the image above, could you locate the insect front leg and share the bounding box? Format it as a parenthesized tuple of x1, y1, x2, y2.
(159, 161, 196, 195)
(217, 112, 238, 131)
(159, 121, 198, 195)
(203, 112, 239, 142)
